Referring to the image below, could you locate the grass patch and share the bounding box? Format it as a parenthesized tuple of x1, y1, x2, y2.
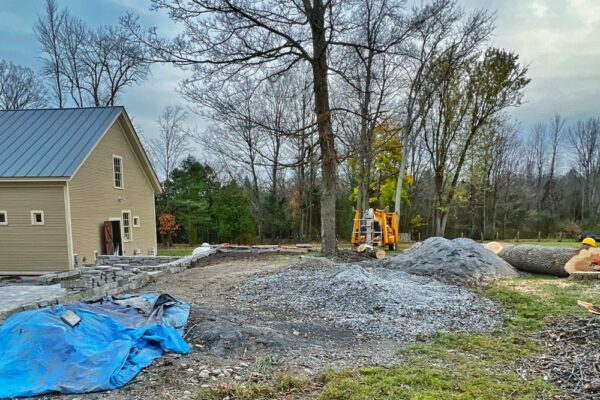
(157, 248, 192, 256)
(195, 384, 275, 400)
(254, 356, 274, 373)
(481, 276, 600, 331)
(275, 373, 310, 391)
(319, 330, 553, 400)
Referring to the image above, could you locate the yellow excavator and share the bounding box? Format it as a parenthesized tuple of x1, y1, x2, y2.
(351, 208, 399, 253)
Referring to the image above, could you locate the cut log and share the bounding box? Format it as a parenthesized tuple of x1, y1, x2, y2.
(485, 242, 575, 277)
(356, 244, 373, 254)
(374, 249, 386, 259)
(484, 241, 513, 255)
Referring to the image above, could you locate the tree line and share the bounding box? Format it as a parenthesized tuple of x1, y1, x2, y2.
(2, 0, 599, 249)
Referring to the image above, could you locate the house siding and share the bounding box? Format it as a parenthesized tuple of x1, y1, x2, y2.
(69, 117, 157, 264)
(0, 182, 70, 273)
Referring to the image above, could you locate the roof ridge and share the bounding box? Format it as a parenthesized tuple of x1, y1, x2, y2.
(0, 106, 125, 112)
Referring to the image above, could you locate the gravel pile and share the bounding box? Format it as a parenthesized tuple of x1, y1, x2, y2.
(384, 237, 519, 286)
(241, 264, 500, 341)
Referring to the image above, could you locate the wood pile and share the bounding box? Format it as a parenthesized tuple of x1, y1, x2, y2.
(356, 244, 386, 259)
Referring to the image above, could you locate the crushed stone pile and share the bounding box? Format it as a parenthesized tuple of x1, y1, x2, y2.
(383, 237, 519, 286)
(240, 264, 500, 341)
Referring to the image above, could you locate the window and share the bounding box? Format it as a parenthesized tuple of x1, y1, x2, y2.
(133, 216, 140, 228)
(31, 210, 45, 225)
(122, 211, 132, 241)
(113, 155, 123, 189)
(0, 211, 7, 225)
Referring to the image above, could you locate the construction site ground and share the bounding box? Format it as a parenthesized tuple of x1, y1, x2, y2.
(37, 251, 600, 400)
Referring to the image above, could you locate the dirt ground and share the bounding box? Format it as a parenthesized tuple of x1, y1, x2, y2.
(41, 252, 405, 400)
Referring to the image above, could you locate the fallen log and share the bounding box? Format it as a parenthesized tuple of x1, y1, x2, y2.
(485, 242, 575, 277)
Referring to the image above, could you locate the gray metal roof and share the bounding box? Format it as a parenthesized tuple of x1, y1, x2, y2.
(0, 107, 123, 178)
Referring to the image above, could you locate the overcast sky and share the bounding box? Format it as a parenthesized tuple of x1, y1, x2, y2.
(0, 0, 599, 146)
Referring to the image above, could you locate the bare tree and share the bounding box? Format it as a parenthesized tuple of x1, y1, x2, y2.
(123, 0, 414, 254)
(34, 0, 65, 107)
(0, 61, 47, 110)
(541, 114, 565, 209)
(569, 117, 600, 220)
(423, 48, 530, 236)
(145, 105, 190, 182)
(35, 0, 149, 107)
(394, 0, 475, 231)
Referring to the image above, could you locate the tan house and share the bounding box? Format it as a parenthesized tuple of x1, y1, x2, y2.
(0, 107, 161, 274)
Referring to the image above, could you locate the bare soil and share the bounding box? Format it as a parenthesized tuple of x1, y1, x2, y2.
(41, 252, 405, 400)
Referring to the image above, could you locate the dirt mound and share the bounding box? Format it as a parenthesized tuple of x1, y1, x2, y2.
(240, 264, 500, 341)
(384, 237, 519, 286)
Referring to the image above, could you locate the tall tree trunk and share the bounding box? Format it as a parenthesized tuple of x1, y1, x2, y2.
(309, 0, 337, 255)
(394, 145, 409, 231)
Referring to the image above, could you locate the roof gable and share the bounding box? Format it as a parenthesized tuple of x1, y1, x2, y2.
(0, 107, 122, 178)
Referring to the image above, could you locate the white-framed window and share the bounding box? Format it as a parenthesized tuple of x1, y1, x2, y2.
(133, 216, 140, 228)
(113, 155, 123, 189)
(122, 210, 132, 241)
(31, 210, 45, 225)
(0, 210, 7, 225)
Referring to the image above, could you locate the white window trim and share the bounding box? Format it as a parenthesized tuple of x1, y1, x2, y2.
(122, 210, 132, 242)
(31, 210, 45, 226)
(133, 215, 140, 228)
(0, 210, 7, 225)
(113, 154, 124, 190)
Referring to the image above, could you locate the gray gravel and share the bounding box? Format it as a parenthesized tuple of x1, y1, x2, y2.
(384, 237, 519, 286)
(241, 263, 500, 341)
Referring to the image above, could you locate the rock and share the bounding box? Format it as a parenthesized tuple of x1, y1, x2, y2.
(239, 362, 249, 367)
(293, 330, 300, 336)
(199, 370, 210, 379)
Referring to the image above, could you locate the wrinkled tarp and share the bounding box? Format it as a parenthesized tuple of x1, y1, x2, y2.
(68, 293, 189, 333)
(0, 294, 190, 398)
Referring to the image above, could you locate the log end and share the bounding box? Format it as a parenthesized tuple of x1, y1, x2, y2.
(565, 247, 600, 275)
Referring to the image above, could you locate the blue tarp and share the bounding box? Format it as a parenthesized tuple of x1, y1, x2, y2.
(0, 294, 190, 398)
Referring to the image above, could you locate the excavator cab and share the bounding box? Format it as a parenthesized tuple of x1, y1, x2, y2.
(352, 208, 399, 251)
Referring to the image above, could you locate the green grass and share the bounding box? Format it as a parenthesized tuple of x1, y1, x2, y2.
(195, 384, 275, 400)
(157, 248, 192, 256)
(318, 331, 553, 400)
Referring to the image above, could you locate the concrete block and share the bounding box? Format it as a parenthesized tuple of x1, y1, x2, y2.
(61, 310, 81, 327)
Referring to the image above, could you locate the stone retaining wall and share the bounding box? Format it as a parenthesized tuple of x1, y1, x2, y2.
(0, 251, 214, 322)
(96, 255, 181, 267)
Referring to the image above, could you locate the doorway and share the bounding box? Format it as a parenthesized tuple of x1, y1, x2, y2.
(103, 220, 123, 256)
